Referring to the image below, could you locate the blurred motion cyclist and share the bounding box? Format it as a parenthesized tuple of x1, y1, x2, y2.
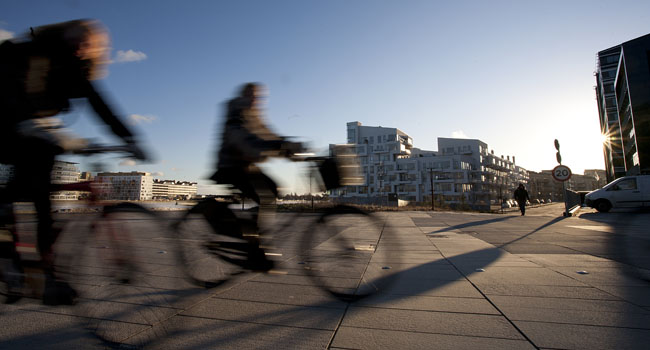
(210, 83, 304, 271)
(0, 20, 148, 304)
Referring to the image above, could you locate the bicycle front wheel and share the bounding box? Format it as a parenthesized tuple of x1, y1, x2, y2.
(75, 203, 175, 348)
(300, 205, 401, 301)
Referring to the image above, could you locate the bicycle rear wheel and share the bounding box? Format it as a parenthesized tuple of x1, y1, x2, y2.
(73, 203, 176, 348)
(300, 205, 401, 301)
(173, 200, 244, 288)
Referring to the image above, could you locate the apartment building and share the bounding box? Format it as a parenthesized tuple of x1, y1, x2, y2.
(152, 179, 198, 200)
(50, 161, 81, 200)
(1, 161, 81, 200)
(1, 161, 80, 183)
(596, 33, 650, 181)
(331, 122, 528, 209)
(95, 171, 153, 201)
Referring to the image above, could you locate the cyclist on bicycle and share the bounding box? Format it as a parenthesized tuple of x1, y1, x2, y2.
(0, 19, 147, 304)
(210, 82, 303, 271)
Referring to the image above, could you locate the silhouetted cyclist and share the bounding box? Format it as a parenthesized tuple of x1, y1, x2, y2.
(210, 83, 303, 271)
(0, 19, 147, 304)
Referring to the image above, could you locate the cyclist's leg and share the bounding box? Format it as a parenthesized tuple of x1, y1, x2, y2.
(246, 169, 278, 230)
(12, 137, 75, 304)
(240, 169, 278, 271)
(215, 167, 277, 271)
(221, 166, 277, 231)
(12, 138, 57, 267)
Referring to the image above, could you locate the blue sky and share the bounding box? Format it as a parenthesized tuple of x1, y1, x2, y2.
(2, 0, 650, 194)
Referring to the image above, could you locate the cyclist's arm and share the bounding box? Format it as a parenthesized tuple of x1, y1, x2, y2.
(0, 41, 32, 125)
(83, 79, 135, 141)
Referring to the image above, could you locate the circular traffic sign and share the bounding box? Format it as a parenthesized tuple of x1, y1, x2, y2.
(552, 165, 572, 182)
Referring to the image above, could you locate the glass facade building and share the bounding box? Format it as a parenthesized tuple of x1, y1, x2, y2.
(596, 33, 650, 180)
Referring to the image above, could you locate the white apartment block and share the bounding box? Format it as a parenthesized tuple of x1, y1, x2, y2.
(331, 122, 529, 209)
(51, 161, 81, 200)
(95, 172, 153, 201)
(152, 179, 198, 200)
(1, 161, 82, 200)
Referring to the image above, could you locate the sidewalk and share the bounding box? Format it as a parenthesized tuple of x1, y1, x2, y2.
(1, 204, 649, 349)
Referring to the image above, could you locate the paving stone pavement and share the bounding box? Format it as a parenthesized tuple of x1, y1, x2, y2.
(1, 203, 649, 349)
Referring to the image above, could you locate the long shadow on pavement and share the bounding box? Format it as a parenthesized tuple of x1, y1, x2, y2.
(430, 216, 515, 233)
(137, 246, 508, 349)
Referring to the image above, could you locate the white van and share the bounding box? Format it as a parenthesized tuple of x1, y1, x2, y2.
(584, 175, 650, 212)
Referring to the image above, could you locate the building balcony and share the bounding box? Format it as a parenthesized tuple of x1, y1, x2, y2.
(482, 162, 510, 172)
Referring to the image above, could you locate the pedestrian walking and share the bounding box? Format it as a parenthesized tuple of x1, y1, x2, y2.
(514, 183, 530, 216)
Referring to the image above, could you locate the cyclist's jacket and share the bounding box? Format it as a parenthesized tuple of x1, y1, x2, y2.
(216, 96, 284, 170)
(0, 38, 134, 150)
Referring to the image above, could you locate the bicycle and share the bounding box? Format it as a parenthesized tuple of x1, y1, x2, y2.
(172, 146, 402, 301)
(0, 145, 173, 347)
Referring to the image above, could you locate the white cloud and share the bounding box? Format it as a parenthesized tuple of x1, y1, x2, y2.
(119, 159, 137, 166)
(152, 171, 164, 177)
(171, 167, 180, 171)
(114, 49, 147, 63)
(0, 28, 14, 42)
(451, 130, 469, 139)
(128, 114, 157, 125)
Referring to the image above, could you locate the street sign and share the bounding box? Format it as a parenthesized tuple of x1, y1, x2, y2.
(554, 139, 562, 164)
(552, 165, 572, 182)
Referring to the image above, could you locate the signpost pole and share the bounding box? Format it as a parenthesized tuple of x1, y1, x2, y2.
(562, 180, 568, 216)
(554, 139, 571, 217)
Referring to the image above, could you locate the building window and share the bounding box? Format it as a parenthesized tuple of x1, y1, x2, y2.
(347, 129, 356, 143)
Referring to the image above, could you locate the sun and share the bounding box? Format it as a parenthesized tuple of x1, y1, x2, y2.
(601, 133, 610, 145)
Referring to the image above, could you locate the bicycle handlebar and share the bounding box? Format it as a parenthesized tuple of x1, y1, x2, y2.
(72, 144, 134, 156)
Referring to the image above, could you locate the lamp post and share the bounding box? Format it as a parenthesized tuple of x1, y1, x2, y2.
(378, 162, 384, 208)
(309, 173, 314, 211)
(429, 167, 435, 211)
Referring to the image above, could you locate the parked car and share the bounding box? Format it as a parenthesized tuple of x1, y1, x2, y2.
(584, 175, 650, 212)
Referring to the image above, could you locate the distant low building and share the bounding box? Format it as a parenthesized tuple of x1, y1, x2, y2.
(583, 169, 608, 188)
(1, 161, 81, 200)
(152, 179, 198, 200)
(95, 172, 153, 201)
(50, 161, 81, 200)
(528, 169, 607, 202)
(79, 172, 93, 182)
